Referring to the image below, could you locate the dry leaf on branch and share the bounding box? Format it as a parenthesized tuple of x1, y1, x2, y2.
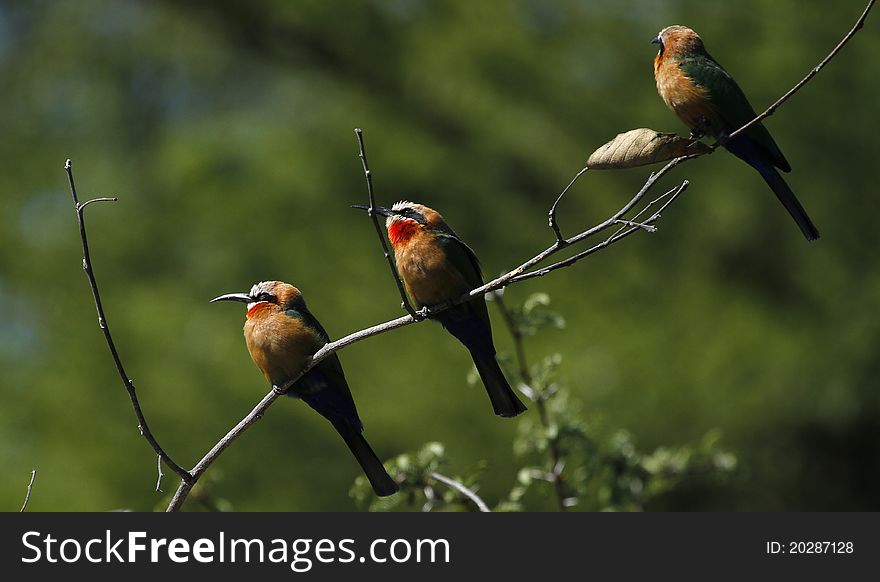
(587, 128, 711, 169)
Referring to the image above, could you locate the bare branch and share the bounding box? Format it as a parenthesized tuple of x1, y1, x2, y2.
(428, 472, 490, 512)
(20, 469, 36, 512)
(721, 0, 876, 145)
(354, 128, 420, 319)
(65, 159, 192, 485)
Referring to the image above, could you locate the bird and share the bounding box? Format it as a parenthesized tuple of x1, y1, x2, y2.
(652, 25, 820, 241)
(353, 201, 527, 418)
(211, 280, 399, 497)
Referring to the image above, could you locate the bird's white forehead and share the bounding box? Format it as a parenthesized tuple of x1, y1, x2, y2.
(249, 281, 278, 296)
(391, 200, 416, 211)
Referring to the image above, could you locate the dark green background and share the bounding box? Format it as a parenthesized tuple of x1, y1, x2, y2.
(2, 0, 878, 511)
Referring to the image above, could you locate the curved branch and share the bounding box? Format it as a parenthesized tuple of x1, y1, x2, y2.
(65, 160, 192, 484)
(428, 472, 490, 513)
(78, 196, 118, 210)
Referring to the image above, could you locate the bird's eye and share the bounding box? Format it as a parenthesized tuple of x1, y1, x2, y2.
(257, 292, 275, 303)
(403, 209, 424, 223)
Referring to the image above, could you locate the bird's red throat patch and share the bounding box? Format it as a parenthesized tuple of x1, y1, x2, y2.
(388, 219, 418, 246)
(246, 301, 271, 319)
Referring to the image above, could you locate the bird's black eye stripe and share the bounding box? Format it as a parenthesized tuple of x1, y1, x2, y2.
(257, 292, 276, 303)
(400, 208, 426, 223)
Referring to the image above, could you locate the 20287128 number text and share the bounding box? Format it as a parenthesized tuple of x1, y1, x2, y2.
(766, 541, 854, 555)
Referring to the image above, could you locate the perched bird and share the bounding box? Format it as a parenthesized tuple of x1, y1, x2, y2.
(652, 25, 819, 241)
(211, 280, 398, 497)
(353, 201, 527, 418)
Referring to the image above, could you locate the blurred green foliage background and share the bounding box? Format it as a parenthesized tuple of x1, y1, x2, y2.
(2, 0, 878, 511)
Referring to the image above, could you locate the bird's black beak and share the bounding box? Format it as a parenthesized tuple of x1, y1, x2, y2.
(651, 35, 662, 45)
(351, 204, 395, 218)
(210, 292, 252, 304)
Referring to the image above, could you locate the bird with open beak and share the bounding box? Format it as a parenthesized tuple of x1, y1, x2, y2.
(212, 280, 399, 497)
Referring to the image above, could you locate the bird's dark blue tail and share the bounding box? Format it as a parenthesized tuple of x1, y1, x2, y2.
(342, 432, 399, 497)
(296, 368, 397, 497)
(726, 138, 820, 241)
(471, 349, 528, 418)
(440, 312, 527, 418)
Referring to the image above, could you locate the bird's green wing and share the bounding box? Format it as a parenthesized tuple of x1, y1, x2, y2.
(285, 305, 350, 392)
(286, 305, 331, 343)
(436, 232, 482, 284)
(435, 231, 490, 325)
(679, 56, 789, 171)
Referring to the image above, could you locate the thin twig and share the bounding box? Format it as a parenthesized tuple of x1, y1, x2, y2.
(78, 196, 118, 209)
(493, 293, 569, 511)
(20, 469, 36, 512)
(429, 471, 491, 512)
(65, 160, 192, 484)
(511, 181, 690, 284)
(355, 128, 420, 318)
(614, 219, 656, 233)
(720, 0, 875, 145)
(548, 166, 589, 242)
(593, 180, 684, 247)
(471, 155, 694, 298)
(155, 455, 164, 493)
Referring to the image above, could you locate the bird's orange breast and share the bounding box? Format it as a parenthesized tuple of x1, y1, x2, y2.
(654, 55, 717, 132)
(394, 230, 469, 307)
(243, 310, 324, 387)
